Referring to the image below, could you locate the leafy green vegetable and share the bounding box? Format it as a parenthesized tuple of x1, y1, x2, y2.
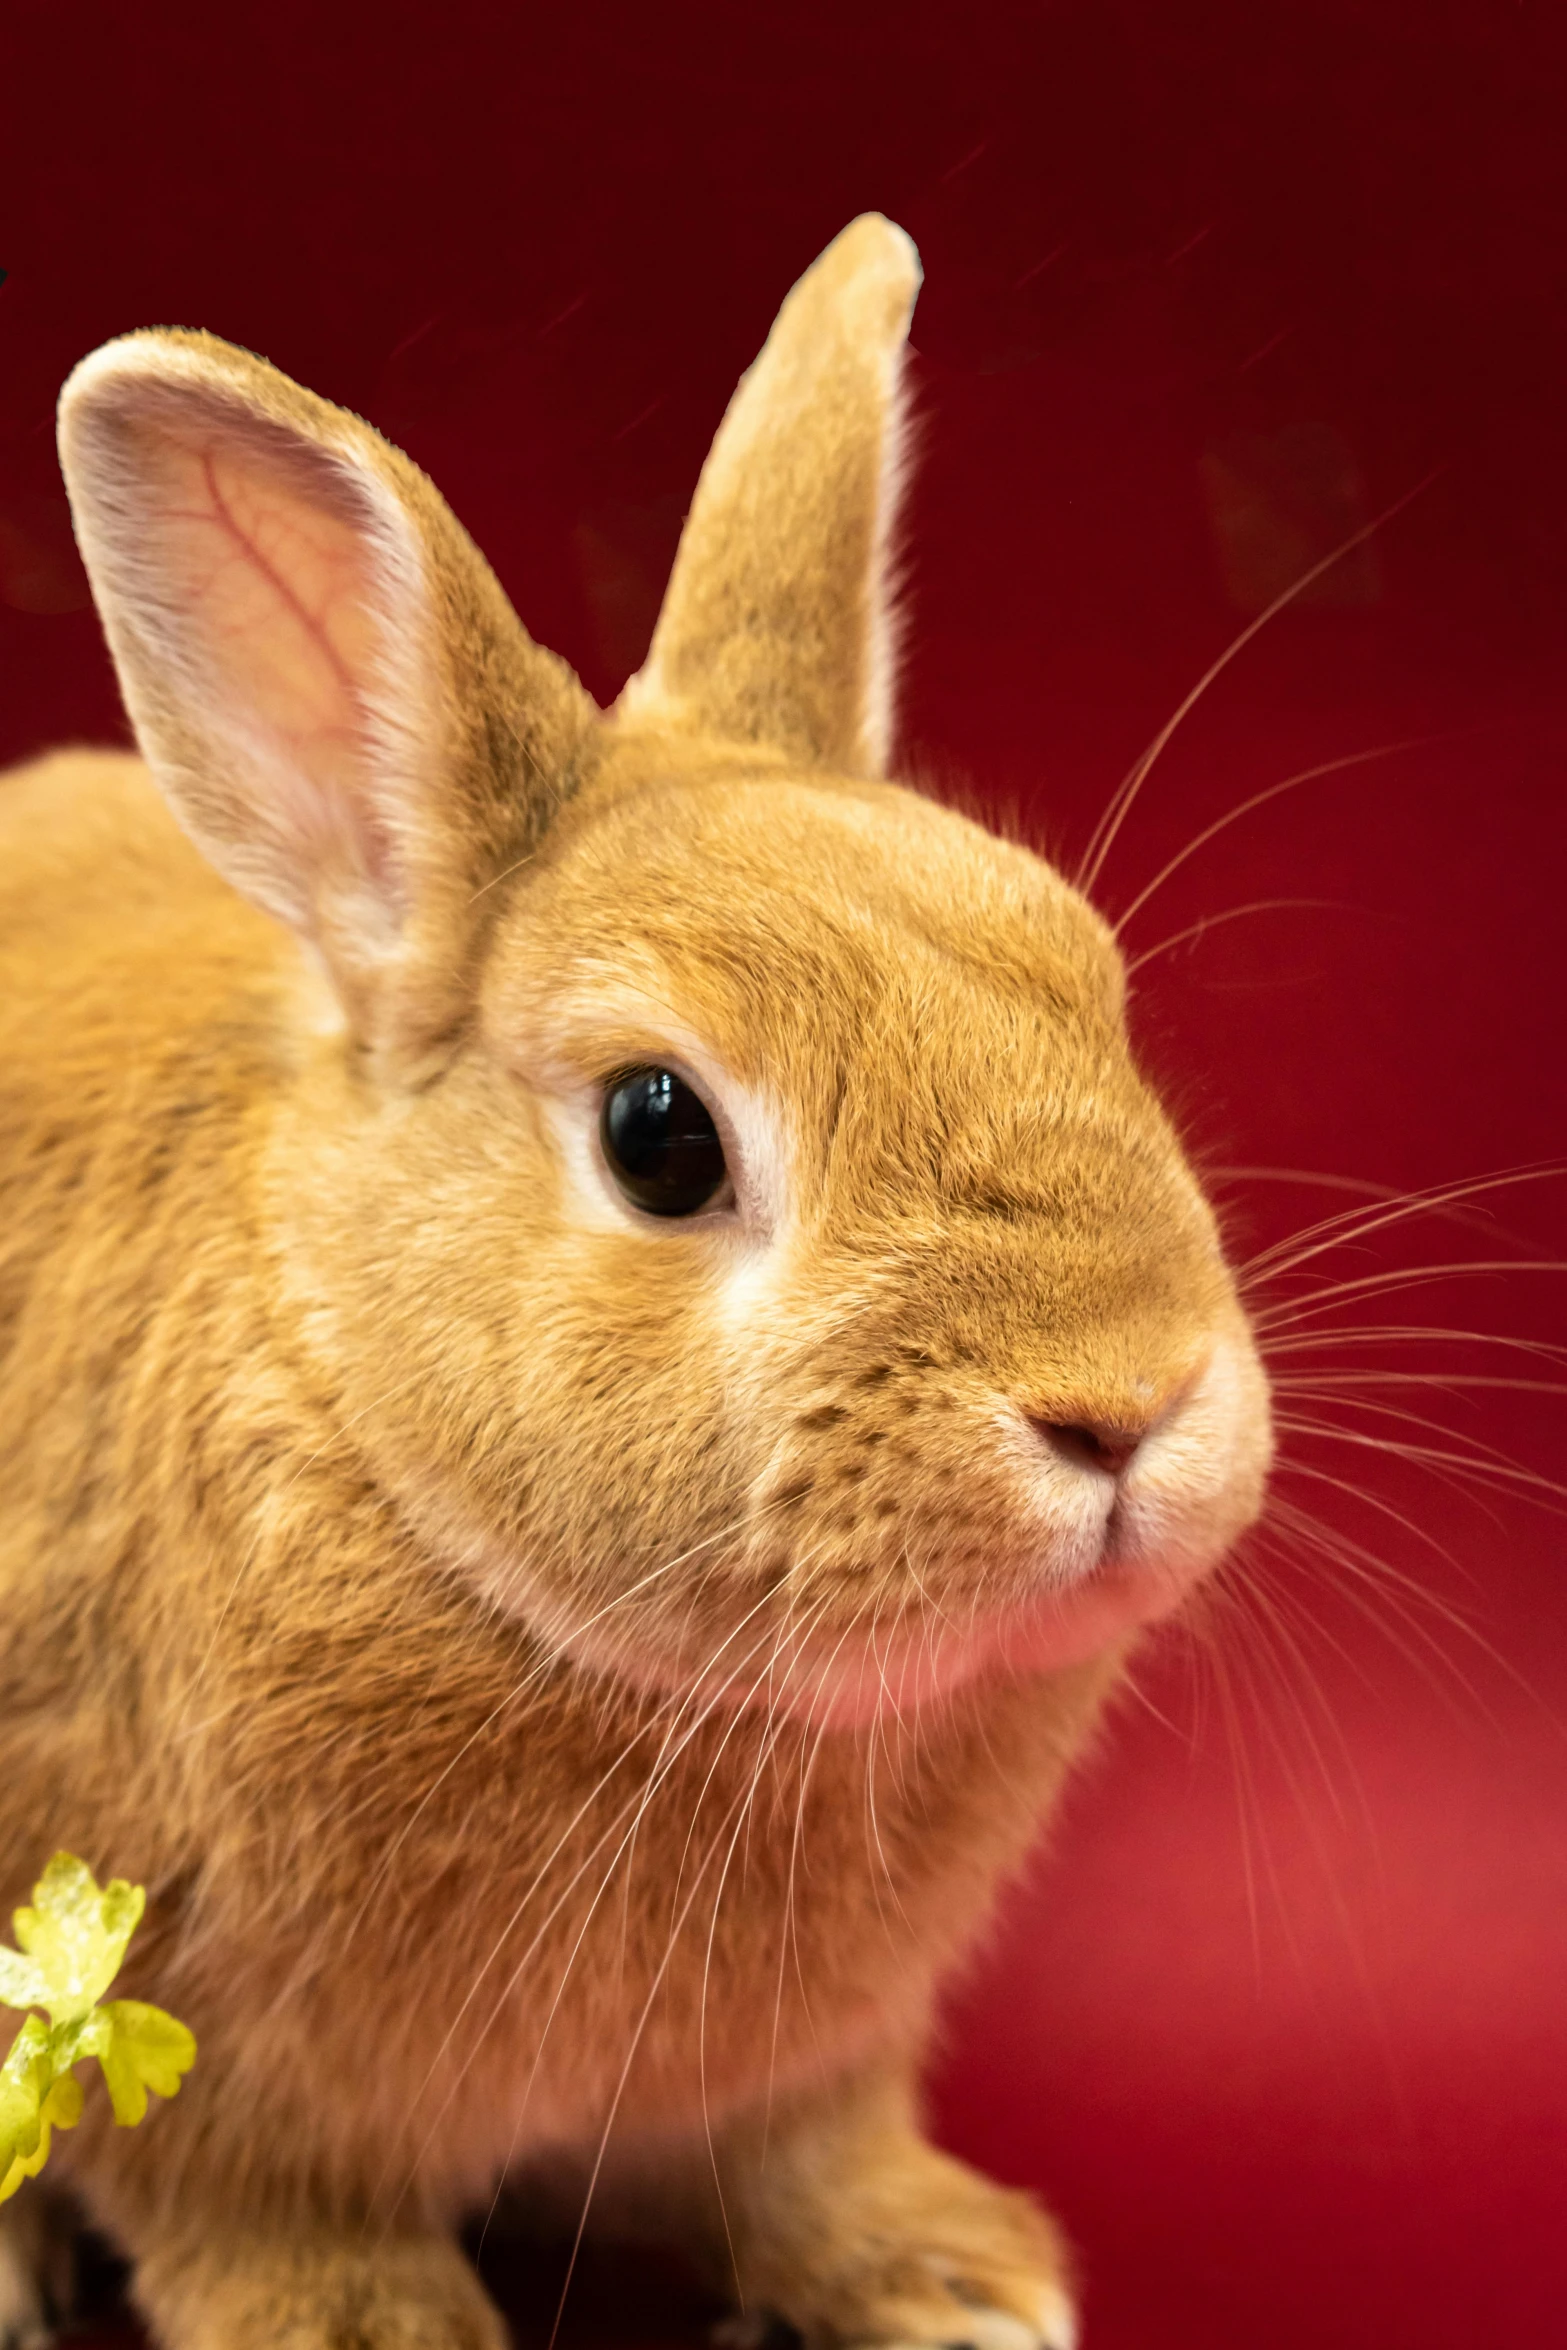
(0, 1854, 195, 2202)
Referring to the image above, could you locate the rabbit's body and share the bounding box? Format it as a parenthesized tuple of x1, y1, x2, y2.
(0, 218, 1270, 2350)
(0, 742, 1106, 2197)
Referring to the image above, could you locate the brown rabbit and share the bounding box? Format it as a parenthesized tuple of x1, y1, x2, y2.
(0, 215, 1271, 2350)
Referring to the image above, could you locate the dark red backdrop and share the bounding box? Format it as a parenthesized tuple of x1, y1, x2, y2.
(4, 6, 1565, 2345)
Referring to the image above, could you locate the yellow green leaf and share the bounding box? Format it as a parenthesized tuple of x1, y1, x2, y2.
(90, 2002, 197, 2127)
(0, 1855, 195, 2196)
(0, 2016, 55, 2201)
(0, 2068, 84, 2204)
(0, 1947, 50, 2014)
(9, 1854, 145, 2027)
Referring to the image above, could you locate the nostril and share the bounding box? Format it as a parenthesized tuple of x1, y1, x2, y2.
(1030, 1418, 1145, 1479)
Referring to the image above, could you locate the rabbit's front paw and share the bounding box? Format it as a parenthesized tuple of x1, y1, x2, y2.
(133, 2229, 508, 2350)
(720, 2268, 1076, 2350)
(724, 2106, 1077, 2350)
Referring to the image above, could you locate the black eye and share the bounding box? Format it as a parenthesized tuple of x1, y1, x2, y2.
(599, 1066, 729, 1218)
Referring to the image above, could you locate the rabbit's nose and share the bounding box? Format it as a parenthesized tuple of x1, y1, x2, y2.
(1027, 1415, 1148, 1479)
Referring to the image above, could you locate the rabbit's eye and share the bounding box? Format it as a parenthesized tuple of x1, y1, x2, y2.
(599, 1067, 729, 1218)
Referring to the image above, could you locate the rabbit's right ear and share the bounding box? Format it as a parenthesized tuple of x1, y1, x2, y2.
(619, 214, 921, 779)
(58, 331, 598, 1069)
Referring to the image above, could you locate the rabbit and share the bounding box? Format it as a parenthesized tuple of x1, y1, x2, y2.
(0, 213, 1272, 2350)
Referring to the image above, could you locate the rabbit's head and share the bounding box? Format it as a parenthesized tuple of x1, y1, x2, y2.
(58, 217, 1270, 1727)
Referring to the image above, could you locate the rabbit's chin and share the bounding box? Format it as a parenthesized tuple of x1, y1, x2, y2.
(533, 1538, 1220, 1733)
(748, 1556, 1210, 1730)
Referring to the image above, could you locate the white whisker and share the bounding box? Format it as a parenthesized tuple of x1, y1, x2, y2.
(1076, 472, 1440, 895)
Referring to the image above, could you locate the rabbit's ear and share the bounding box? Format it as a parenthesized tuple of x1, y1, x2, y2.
(58, 330, 598, 1067)
(619, 214, 921, 778)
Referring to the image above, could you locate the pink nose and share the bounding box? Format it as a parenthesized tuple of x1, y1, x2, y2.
(1028, 1417, 1146, 1479)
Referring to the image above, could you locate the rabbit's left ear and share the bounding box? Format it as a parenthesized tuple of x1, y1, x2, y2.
(58, 330, 599, 1071)
(618, 214, 921, 778)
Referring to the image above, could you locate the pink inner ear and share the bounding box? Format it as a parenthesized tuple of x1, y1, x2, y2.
(151, 429, 403, 897)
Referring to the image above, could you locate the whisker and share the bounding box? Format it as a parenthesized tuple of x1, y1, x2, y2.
(472, 1603, 821, 2267)
(1209, 1566, 1412, 2023)
(1190, 1596, 1271, 1979)
(1213, 1165, 1428, 1200)
(1239, 1165, 1562, 1286)
(1256, 1260, 1567, 1332)
(1075, 471, 1441, 895)
(377, 1587, 790, 2223)
(1263, 1323, 1567, 1365)
(1273, 1412, 1567, 1511)
(1219, 1571, 1366, 1846)
(762, 1606, 864, 2158)
(695, 1592, 836, 2299)
(1270, 1393, 1550, 1528)
(1110, 735, 1450, 936)
(1125, 896, 1349, 976)
(1226, 1539, 1389, 1715)
(862, 1607, 917, 1948)
(1274, 1369, 1567, 1399)
(344, 1499, 781, 1947)
(544, 1757, 774, 2350)
(543, 1587, 865, 2348)
(1268, 1545, 1505, 1737)
(1260, 1495, 1530, 1721)
(1271, 1451, 1478, 1566)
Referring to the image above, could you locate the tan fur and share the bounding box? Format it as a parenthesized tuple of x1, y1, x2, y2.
(619, 213, 918, 773)
(0, 217, 1270, 2350)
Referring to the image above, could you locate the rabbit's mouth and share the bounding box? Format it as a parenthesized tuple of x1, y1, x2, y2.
(697, 1324, 1275, 1728)
(727, 1548, 1210, 1732)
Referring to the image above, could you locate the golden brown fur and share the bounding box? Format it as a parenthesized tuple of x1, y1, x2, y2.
(0, 217, 1270, 2350)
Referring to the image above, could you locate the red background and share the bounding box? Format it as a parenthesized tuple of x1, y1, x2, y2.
(3, 6, 1565, 2345)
